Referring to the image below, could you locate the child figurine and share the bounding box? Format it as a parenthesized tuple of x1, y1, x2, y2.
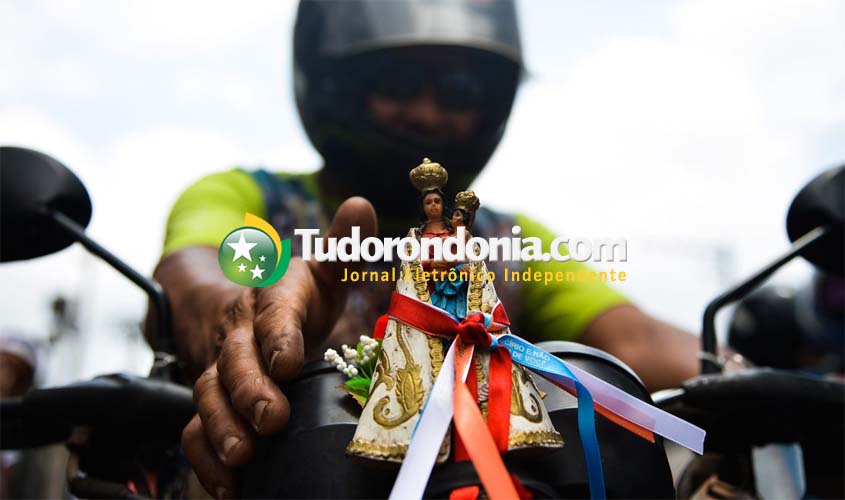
(347, 159, 562, 464)
(426, 191, 480, 321)
(451, 190, 479, 237)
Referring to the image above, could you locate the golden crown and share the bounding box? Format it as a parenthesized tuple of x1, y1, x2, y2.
(409, 158, 448, 193)
(454, 190, 480, 214)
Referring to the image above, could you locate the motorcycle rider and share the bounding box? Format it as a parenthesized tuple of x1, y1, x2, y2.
(149, 1, 702, 497)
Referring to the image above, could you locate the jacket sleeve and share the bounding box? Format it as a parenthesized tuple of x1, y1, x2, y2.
(162, 169, 265, 256)
(515, 214, 630, 342)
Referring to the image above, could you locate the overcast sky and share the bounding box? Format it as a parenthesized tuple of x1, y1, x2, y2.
(1, 0, 843, 383)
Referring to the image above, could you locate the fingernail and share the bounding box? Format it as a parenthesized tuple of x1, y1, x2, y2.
(270, 350, 281, 374)
(253, 400, 269, 431)
(220, 436, 240, 462)
(216, 486, 228, 499)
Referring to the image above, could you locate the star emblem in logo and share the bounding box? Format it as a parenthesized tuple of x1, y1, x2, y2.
(228, 233, 257, 262)
(250, 265, 265, 280)
(218, 215, 290, 288)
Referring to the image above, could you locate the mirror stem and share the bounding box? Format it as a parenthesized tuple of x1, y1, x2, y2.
(700, 225, 829, 374)
(48, 210, 174, 357)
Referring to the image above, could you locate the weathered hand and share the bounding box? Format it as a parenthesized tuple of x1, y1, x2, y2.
(166, 197, 376, 498)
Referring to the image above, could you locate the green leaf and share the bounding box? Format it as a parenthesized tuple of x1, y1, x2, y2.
(346, 376, 372, 392)
(337, 377, 371, 408)
(332, 340, 383, 407)
(336, 385, 368, 407)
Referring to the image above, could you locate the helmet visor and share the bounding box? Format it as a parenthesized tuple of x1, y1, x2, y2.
(315, 0, 522, 67)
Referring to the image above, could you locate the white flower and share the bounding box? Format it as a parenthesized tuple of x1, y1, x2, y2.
(327, 338, 380, 378)
(326, 348, 355, 374)
(343, 345, 358, 361)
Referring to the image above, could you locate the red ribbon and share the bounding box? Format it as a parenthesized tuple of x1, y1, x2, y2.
(489, 302, 510, 332)
(449, 485, 481, 500)
(487, 346, 512, 452)
(384, 292, 512, 339)
(448, 476, 534, 500)
(373, 314, 389, 340)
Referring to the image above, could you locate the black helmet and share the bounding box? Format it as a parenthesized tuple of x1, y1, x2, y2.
(293, 0, 523, 202)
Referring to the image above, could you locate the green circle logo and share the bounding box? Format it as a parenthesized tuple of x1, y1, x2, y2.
(218, 214, 291, 287)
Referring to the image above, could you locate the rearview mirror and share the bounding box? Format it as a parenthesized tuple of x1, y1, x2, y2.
(0, 146, 92, 262)
(0, 146, 177, 375)
(787, 165, 844, 275)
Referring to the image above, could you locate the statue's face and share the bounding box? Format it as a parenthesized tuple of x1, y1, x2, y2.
(423, 192, 443, 221)
(451, 210, 465, 227)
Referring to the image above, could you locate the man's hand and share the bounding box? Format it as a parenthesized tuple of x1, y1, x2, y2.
(153, 197, 376, 498)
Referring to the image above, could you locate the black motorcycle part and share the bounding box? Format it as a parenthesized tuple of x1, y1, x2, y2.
(0, 373, 194, 450)
(241, 341, 674, 499)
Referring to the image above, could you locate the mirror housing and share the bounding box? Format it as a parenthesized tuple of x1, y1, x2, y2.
(786, 165, 844, 276)
(0, 146, 92, 262)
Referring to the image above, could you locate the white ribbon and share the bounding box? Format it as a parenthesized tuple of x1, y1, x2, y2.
(387, 341, 473, 500)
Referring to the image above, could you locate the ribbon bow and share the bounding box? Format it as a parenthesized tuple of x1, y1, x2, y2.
(456, 313, 493, 349)
(373, 294, 508, 342)
(375, 294, 521, 498)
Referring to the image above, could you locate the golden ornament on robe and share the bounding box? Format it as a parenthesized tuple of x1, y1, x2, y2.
(409, 158, 448, 192)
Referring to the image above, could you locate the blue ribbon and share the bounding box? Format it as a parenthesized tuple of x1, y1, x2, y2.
(499, 334, 606, 499)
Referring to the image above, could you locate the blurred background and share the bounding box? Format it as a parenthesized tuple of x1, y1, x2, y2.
(1, 0, 843, 386)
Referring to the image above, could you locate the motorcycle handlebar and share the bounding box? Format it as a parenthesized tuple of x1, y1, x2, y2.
(0, 373, 194, 450)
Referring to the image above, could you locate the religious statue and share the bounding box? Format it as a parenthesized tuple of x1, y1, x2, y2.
(339, 158, 562, 464)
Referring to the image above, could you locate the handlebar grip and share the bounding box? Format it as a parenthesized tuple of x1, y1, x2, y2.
(0, 397, 73, 449)
(0, 373, 195, 450)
